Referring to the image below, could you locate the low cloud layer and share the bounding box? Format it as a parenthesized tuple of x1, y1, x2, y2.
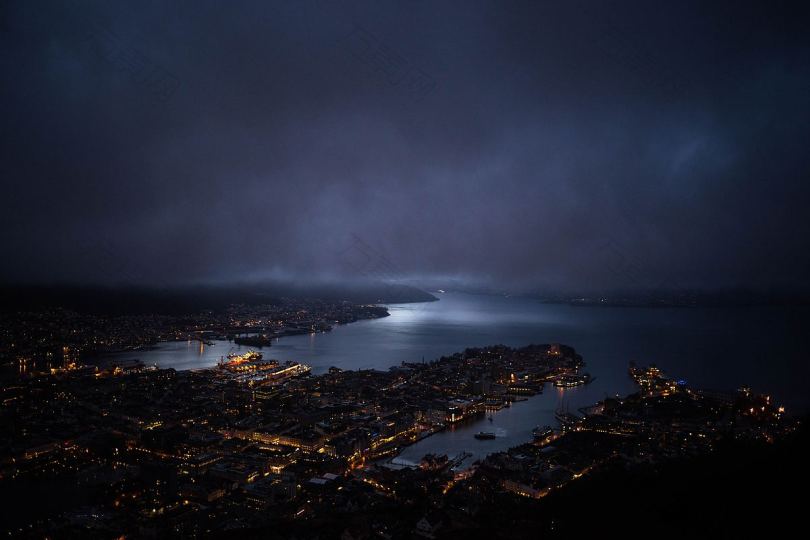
(2, 0, 809, 293)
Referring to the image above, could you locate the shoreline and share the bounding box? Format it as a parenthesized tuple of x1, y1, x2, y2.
(90, 304, 396, 366)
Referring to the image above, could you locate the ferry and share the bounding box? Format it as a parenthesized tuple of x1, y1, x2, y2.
(474, 432, 496, 440)
(265, 361, 311, 382)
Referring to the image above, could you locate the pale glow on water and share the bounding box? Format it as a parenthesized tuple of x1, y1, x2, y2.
(112, 291, 809, 415)
(107, 291, 809, 466)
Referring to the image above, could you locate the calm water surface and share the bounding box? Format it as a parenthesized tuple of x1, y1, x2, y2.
(113, 292, 810, 466)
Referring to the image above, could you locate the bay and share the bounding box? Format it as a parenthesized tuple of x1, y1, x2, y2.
(113, 291, 810, 466)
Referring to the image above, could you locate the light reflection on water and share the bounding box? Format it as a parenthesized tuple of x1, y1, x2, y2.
(397, 382, 615, 468)
(108, 291, 810, 462)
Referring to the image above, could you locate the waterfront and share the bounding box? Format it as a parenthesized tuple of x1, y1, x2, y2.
(395, 383, 607, 468)
(112, 292, 810, 465)
(121, 292, 809, 409)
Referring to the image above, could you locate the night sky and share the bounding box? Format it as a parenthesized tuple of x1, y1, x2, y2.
(2, 0, 809, 294)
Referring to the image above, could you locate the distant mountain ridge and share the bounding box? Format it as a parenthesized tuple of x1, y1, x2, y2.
(0, 282, 437, 315)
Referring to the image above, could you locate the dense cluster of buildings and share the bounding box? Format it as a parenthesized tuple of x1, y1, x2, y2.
(0, 323, 796, 538)
(0, 300, 389, 380)
(471, 364, 791, 503)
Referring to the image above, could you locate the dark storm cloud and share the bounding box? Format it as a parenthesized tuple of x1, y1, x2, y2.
(2, 0, 809, 293)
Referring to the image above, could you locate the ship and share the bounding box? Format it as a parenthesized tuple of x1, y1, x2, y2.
(264, 361, 311, 382)
(474, 432, 496, 440)
(225, 350, 263, 363)
(218, 350, 267, 371)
